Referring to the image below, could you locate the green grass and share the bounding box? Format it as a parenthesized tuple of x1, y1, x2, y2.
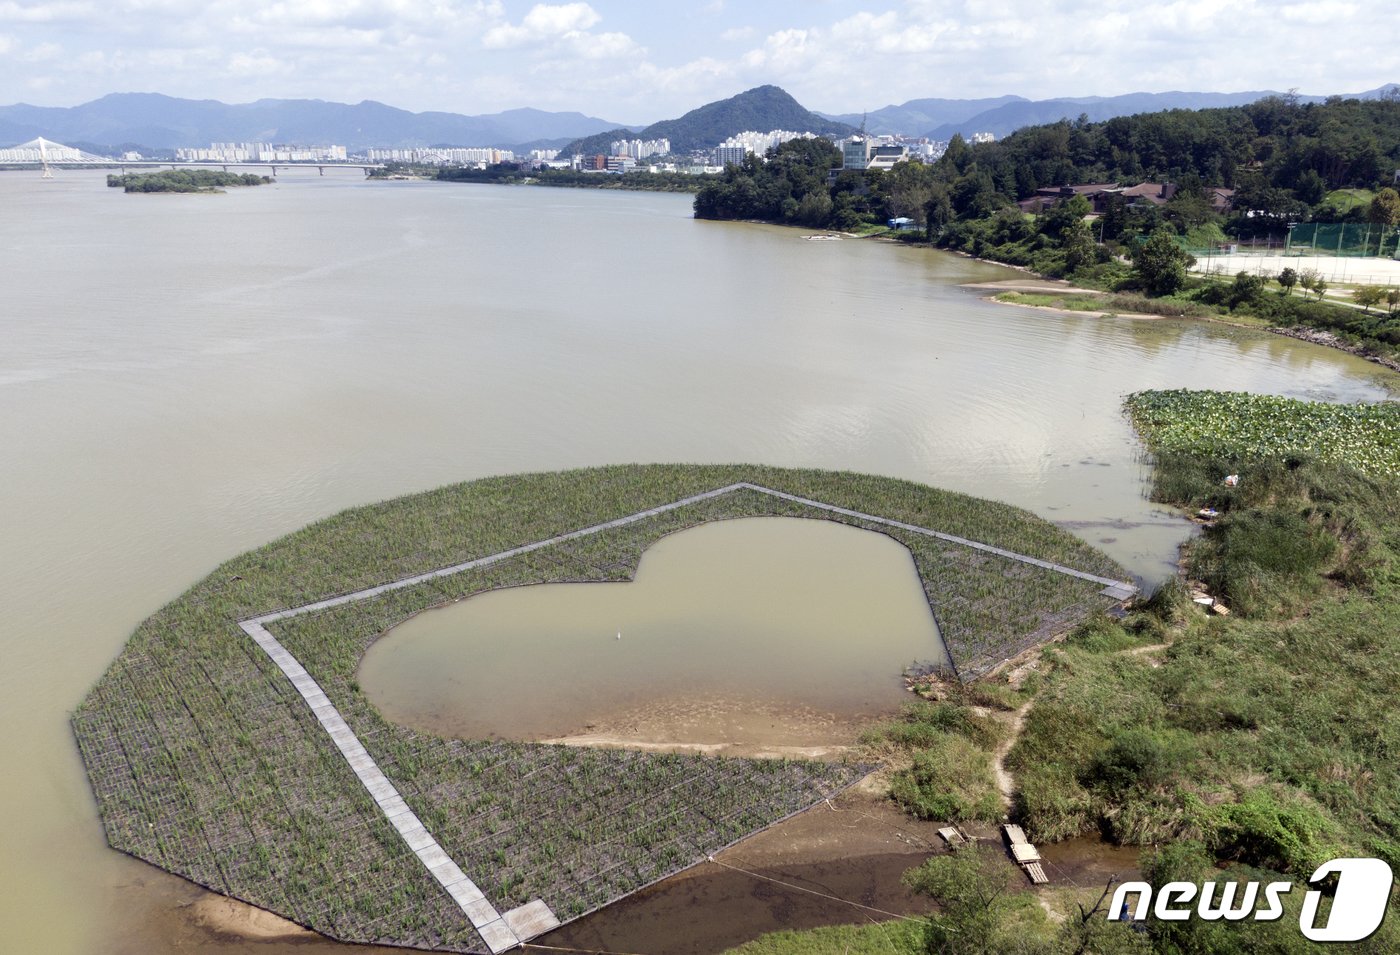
(1005, 401, 1400, 948)
(720, 397, 1400, 955)
(863, 699, 1009, 824)
(73, 464, 1124, 951)
(1323, 188, 1376, 213)
(996, 291, 1213, 318)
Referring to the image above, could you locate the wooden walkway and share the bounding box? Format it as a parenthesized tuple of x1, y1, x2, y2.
(253, 483, 1137, 627)
(237, 482, 1132, 950)
(738, 483, 1138, 597)
(240, 619, 550, 952)
(1003, 824, 1049, 885)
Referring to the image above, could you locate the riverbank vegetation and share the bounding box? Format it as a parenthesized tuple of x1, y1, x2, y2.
(73, 465, 1124, 951)
(694, 95, 1400, 363)
(751, 391, 1399, 954)
(431, 163, 708, 192)
(106, 169, 271, 192)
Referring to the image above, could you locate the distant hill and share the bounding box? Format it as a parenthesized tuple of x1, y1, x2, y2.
(817, 96, 1026, 135)
(558, 85, 858, 157)
(0, 93, 633, 153)
(918, 85, 1400, 141)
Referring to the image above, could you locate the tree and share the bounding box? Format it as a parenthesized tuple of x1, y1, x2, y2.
(903, 845, 1022, 955)
(1353, 285, 1385, 313)
(1163, 174, 1216, 230)
(1099, 193, 1129, 242)
(1313, 277, 1329, 300)
(1227, 271, 1268, 309)
(940, 133, 972, 174)
(1277, 267, 1298, 296)
(1133, 227, 1196, 296)
(1369, 187, 1400, 226)
(886, 161, 939, 227)
(1038, 194, 1091, 240)
(1388, 288, 1400, 318)
(1061, 220, 1099, 275)
(924, 185, 954, 237)
(951, 170, 1003, 220)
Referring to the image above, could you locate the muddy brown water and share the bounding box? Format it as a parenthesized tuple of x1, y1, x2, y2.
(1, 170, 1390, 954)
(359, 517, 947, 749)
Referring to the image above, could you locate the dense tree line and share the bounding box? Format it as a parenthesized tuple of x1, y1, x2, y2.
(434, 163, 706, 193)
(694, 94, 1400, 237)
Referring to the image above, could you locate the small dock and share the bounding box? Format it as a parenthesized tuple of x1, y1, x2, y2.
(1003, 824, 1049, 885)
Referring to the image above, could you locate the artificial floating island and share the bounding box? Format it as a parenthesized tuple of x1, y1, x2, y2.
(73, 465, 1132, 953)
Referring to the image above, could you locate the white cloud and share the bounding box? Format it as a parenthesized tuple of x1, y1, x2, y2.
(227, 49, 292, 77)
(482, 2, 601, 48)
(0, 0, 1391, 121)
(0, 1, 94, 23)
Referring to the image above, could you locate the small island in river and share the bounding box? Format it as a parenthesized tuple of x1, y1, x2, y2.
(106, 169, 273, 193)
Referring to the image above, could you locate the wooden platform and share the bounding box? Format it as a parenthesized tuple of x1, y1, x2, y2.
(1002, 824, 1048, 885)
(938, 826, 967, 847)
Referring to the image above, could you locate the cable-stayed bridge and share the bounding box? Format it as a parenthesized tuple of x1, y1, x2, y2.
(0, 137, 384, 176)
(0, 137, 112, 177)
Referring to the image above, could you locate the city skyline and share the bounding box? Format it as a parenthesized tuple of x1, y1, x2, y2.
(0, 1, 1392, 122)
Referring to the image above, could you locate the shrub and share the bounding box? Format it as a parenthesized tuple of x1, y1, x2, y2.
(890, 737, 1004, 822)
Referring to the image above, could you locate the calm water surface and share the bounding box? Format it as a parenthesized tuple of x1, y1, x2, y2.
(1, 168, 1395, 953)
(360, 517, 947, 744)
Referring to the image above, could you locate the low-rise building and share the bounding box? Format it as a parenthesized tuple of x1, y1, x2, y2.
(1018, 182, 1235, 215)
(841, 136, 873, 170)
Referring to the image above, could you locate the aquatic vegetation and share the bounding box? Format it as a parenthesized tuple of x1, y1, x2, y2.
(72, 465, 1124, 951)
(1126, 389, 1400, 477)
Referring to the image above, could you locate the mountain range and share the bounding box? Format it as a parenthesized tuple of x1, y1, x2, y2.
(822, 85, 1400, 140)
(4, 84, 1397, 156)
(0, 93, 633, 154)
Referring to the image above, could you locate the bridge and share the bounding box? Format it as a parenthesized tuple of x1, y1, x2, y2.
(153, 161, 385, 176)
(0, 137, 385, 176)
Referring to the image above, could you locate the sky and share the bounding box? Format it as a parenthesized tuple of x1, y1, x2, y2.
(0, 0, 1391, 121)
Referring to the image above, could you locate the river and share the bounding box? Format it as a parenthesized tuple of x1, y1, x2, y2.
(1, 168, 1393, 954)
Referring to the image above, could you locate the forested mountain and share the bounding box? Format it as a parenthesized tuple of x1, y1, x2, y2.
(556, 86, 856, 157)
(0, 93, 630, 152)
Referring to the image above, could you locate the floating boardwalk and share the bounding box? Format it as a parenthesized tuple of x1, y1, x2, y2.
(240, 619, 553, 952)
(237, 483, 1130, 949)
(75, 466, 1136, 954)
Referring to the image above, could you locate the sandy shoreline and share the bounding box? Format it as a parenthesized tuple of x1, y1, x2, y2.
(186, 893, 315, 941)
(535, 692, 874, 760)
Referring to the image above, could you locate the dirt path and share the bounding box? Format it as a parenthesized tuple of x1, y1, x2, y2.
(992, 702, 1033, 811)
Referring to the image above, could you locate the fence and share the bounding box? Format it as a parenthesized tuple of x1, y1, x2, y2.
(1284, 222, 1400, 259)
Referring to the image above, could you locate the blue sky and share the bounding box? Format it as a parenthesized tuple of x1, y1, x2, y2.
(0, 0, 1390, 120)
